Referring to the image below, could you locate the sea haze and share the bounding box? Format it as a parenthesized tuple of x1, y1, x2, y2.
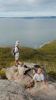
(0, 17, 56, 48)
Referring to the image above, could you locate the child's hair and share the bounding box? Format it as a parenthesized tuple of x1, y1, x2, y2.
(34, 64, 41, 68)
(34, 65, 41, 73)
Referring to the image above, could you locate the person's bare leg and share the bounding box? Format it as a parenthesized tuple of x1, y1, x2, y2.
(18, 61, 22, 65)
(15, 60, 22, 67)
(42, 80, 48, 89)
(15, 60, 18, 67)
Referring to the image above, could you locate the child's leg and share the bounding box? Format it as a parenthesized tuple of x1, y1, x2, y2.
(15, 60, 18, 66)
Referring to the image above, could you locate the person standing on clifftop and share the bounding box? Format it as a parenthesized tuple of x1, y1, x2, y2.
(14, 40, 20, 67)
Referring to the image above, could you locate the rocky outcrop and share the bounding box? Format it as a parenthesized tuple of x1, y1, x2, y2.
(5, 65, 56, 100)
(6, 65, 33, 86)
(0, 80, 32, 100)
(0, 80, 56, 100)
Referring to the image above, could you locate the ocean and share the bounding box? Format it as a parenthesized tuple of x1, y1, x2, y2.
(0, 17, 56, 48)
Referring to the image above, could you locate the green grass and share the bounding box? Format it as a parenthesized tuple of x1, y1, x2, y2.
(0, 69, 6, 79)
(0, 40, 56, 77)
(0, 47, 14, 68)
(38, 40, 56, 63)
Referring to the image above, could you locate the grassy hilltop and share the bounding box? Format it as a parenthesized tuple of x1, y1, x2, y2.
(0, 40, 56, 78)
(38, 40, 56, 61)
(21, 40, 56, 64)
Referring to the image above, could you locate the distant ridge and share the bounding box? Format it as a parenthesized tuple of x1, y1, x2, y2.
(39, 40, 56, 48)
(39, 40, 56, 55)
(0, 16, 56, 19)
(21, 16, 56, 19)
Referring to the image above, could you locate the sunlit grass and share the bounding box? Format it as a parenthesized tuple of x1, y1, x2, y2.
(0, 40, 56, 78)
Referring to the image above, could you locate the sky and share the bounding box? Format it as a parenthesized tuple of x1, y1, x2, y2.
(0, 0, 56, 17)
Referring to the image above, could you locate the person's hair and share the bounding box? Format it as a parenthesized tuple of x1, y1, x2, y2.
(34, 65, 41, 73)
(34, 64, 41, 68)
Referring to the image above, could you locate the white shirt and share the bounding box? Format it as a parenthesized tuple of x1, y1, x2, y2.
(15, 46, 19, 54)
(33, 73, 44, 82)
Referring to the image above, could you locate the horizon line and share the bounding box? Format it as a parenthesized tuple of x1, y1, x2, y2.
(0, 16, 56, 18)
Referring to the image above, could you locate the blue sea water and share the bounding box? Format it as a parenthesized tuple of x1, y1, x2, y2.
(0, 17, 56, 48)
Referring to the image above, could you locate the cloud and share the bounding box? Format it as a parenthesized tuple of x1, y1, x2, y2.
(0, 0, 56, 16)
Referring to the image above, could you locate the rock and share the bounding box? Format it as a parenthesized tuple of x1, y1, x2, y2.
(6, 66, 18, 80)
(0, 80, 56, 100)
(5, 64, 56, 100)
(26, 82, 56, 100)
(0, 80, 32, 100)
(6, 65, 33, 86)
(18, 65, 26, 75)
